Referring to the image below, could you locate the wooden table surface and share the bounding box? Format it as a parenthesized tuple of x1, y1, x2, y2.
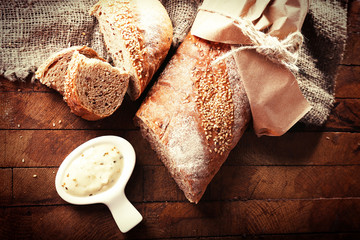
(1, 1, 360, 239)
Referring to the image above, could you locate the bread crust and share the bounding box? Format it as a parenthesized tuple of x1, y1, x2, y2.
(90, 0, 173, 100)
(135, 34, 251, 203)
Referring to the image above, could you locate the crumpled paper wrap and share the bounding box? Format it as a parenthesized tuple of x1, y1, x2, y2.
(191, 0, 312, 136)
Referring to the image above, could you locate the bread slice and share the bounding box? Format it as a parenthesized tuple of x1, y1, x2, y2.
(35, 46, 104, 95)
(63, 51, 129, 121)
(89, 0, 173, 101)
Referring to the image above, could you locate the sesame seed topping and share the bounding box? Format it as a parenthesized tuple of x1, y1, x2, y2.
(100, 0, 145, 82)
(192, 37, 234, 155)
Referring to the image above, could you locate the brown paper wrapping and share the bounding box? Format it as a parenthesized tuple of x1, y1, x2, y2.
(191, 0, 312, 136)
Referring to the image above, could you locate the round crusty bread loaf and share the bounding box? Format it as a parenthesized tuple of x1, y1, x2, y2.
(35, 46, 105, 95)
(135, 34, 251, 203)
(90, 0, 173, 101)
(64, 51, 129, 121)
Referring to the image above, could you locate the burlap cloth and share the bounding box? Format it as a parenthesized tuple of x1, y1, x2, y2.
(0, 0, 347, 126)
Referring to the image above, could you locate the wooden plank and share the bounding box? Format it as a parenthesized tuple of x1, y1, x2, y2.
(2, 130, 107, 167)
(342, 32, 360, 65)
(0, 131, 5, 165)
(244, 199, 360, 234)
(159, 233, 360, 240)
(144, 165, 360, 202)
(7, 165, 360, 206)
(0, 92, 139, 130)
(0, 77, 33, 92)
(0, 204, 120, 240)
(335, 65, 360, 98)
(1, 130, 157, 167)
(2, 130, 360, 168)
(143, 166, 187, 202)
(325, 99, 360, 131)
(229, 131, 360, 166)
(11, 166, 143, 206)
(1, 199, 360, 239)
(12, 168, 60, 205)
(348, 0, 360, 33)
(0, 169, 12, 206)
(209, 165, 360, 201)
(342, 0, 360, 65)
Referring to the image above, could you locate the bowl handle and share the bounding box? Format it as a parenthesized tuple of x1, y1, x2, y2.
(106, 192, 143, 233)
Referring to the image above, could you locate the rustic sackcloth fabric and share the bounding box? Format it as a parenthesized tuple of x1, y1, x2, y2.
(0, 0, 347, 126)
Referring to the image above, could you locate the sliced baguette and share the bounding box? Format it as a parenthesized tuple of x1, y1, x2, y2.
(90, 0, 173, 101)
(63, 51, 129, 121)
(35, 46, 104, 95)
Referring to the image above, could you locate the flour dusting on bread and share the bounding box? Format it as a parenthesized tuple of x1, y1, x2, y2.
(90, 0, 173, 100)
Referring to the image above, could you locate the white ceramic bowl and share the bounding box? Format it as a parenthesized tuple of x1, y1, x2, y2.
(55, 135, 142, 233)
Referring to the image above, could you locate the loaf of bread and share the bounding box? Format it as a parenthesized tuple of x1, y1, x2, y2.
(135, 34, 251, 203)
(90, 0, 173, 101)
(35, 46, 104, 95)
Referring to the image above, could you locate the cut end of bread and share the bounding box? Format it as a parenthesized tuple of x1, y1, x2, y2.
(35, 46, 104, 95)
(64, 51, 130, 121)
(134, 113, 206, 204)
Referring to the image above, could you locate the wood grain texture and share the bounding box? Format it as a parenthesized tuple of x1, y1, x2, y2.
(325, 99, 360, 131)
(230, 131, 360, 166)
(1, 130, 359, 168)
(1, 199, 360, 240)
(5, 165, 360, 206)
(342, 0, 360, 65)
(335, 65, 360, 98)
(348, 0, 360, 33)
(0, 0, 359, 239)
(0, 169, 12, 205)
(0, 92, 139, 130)
(0, 130, 158, 167)
(12, 168, 60, 206)
(160, 234, 360, 240)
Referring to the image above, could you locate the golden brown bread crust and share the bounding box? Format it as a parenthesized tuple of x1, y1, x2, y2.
(90, 0, 173, 101)
(135, 34, 251, 203)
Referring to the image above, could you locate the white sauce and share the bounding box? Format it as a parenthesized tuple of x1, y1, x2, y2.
(61, 144, 123, 197)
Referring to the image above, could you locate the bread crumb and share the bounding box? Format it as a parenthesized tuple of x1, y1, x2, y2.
(58, 120, 62, 124)
(17, 124, 21, 128)
(22, 158, 25, 163)
(17, 88, 21, 92)
(33, 174, 37, 178)
(326, 136, 330, 140)
(19, 135, 23, 139)
(52, 123, 56, 127)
